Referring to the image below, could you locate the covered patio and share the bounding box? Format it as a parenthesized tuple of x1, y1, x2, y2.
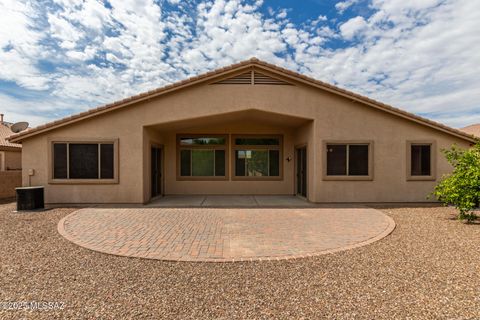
(143, 109, 314, 203)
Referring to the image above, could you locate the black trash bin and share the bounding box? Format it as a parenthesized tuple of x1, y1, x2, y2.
(16, 186, 44, 211)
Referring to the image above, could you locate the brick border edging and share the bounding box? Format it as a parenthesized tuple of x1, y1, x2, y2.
(57, 209, 396, 263)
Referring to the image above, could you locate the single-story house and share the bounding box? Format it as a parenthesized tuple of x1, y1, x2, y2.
(7, 58, 476, 205)
(0, 114, 22, 198)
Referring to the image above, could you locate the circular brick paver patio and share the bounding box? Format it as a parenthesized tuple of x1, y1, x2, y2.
(58, 207, 395, 262)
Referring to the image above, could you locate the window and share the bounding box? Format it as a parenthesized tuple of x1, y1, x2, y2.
(407, 141, 435, 180)
(324, 142, 373, 180)
(69, 144, 99, 179)
(233, 135, 282, 179)
(51, 140, 117, 182)
(177, 135, 227, 179)
(180, 137, 226, 146)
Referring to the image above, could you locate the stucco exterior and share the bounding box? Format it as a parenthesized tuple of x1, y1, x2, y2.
(12, 60, 474, 204)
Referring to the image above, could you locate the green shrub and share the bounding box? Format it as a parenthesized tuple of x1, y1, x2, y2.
(433, 142, 480, 222)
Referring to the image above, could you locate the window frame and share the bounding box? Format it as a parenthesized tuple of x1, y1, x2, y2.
(322, 140, 374, 181)
(48, 138, 119, 184)
(231, 134, 283, 181)
(176, 134, 229, 181)
(406, 140, 436, 181)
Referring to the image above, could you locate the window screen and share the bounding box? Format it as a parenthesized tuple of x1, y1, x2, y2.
(348, 145, 369, 176)
(235, 150, 246, 176)
(180, 150, 191, 176)
(69, 144, 99, 179)
(269, 150, 280, 176)
(52, 142, 115, 180)
(215, 150, 225, 176)
(53, 143, 68, 179)
(192, 150, 214, 176)
(180, 149, 225, 177)
(411, 145, 431, 176)
(100, 144, 114, 179)
(326, 145, 347, 175)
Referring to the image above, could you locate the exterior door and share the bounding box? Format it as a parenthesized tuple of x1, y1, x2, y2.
(296, 147, 307, 198)
(151, 147, 162, 198)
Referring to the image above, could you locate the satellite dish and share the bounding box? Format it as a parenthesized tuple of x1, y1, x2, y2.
(11, 122, 29, 133)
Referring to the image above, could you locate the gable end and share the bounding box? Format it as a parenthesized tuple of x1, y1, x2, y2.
(7, 58, 476, 144)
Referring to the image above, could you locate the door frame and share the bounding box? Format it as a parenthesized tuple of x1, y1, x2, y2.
(294, 144, 307, 199)
(150, 143, 164, 200)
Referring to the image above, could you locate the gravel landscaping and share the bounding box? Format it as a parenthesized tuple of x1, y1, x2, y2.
(1, 202, 479, 319)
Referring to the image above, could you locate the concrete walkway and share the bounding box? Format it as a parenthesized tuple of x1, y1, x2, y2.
(146, 195, 315, 207)
(58, 206, 395, 262)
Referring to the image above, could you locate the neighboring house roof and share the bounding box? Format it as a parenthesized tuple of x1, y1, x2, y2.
(461, 124, 480, 138)
(7, 58, 477, 143)
(0, 123, 22, 149)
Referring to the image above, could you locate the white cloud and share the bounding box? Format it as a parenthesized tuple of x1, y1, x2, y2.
(311, 15, 327, 26)
(0, 0, 479, 129)
(0, 0, 50, 90)
(65, 46, 96, 61)
(47, 13, 83, 42)
(0, 92, 81, 126)
(335, 0, 360, 14)
(312, 0, 480, 127)
(277, 9, 287, 19)
(339, 16, 367, 40)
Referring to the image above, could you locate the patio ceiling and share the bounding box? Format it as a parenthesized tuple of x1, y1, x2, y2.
(145, 109, 313, 132)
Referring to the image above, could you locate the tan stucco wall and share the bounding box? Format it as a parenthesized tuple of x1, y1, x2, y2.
(22, 107, 144, 204)
(312, 97, 470, 202)
(19, 74, 472, 204)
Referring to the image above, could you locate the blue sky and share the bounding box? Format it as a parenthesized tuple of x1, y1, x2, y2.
(0, 0, 479, 128)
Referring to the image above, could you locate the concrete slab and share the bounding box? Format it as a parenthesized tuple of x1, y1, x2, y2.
(147, 195, 313, 208)
(253, 195, 314, 207)
(147, 195, 205, 207)
(202, 195, 257, 207)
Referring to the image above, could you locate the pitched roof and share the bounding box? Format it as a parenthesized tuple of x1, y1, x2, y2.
(0, 123, 22, 149)
(461, 124, 480, 138)
(7, 57, 476, 143)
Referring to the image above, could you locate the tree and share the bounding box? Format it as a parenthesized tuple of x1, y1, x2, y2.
(433, 142, 480, 222)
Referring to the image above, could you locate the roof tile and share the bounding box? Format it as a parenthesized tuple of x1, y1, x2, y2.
(461, 124, 480, 138)
(0, 123, 22, 148)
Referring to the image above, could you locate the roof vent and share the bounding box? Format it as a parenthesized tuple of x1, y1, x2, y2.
(214, 71, 252, 85)
(253, 72, 291, 85)
(213, 70, 292, 86)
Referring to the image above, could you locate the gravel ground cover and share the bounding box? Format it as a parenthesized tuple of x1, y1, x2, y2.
(0, 202, 479, 319)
